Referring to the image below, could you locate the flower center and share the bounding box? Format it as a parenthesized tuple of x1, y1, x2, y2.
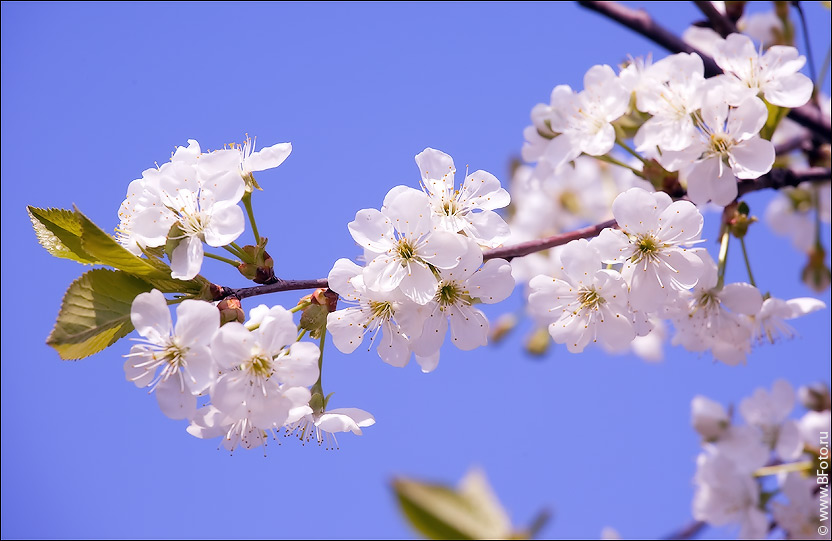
(396, 238, 416, 261)
(437, 282, 463, 307)
(156, 338, 188, 369)
(368, 301, 394, 322)
(708, 133, 733, 156)
(630, 233, 662, 263)
(244, 353, 273, 379)
(577, 287, 605, 310)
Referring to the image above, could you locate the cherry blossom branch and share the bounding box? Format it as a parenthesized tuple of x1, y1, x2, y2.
(482, 219, 617, 261)
(576, 0, 832, 142)
(214, 167, 829, 300)
(693, 0, 736, 37)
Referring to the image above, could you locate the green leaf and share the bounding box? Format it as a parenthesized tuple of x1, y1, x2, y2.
(74, 208, 206, 294)
(27, 206, 100, 265)
(392, 468, 518, 540)
(47, 269, 154, 360)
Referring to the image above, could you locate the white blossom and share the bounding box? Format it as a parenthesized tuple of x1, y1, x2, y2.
(348, 186, 465, 304)
(528, 238, 634, 354)
(124, 289, 219, 420)
(592, 188, 705, 311)
(713, 33, 813, 108)
(414, 148, 510, 248)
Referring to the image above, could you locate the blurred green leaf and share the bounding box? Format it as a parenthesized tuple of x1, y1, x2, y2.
(392, 468, 522, 540)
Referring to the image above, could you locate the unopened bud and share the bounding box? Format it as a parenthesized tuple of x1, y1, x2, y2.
(802, 246, 831, 293)
(236, 242, 276, 284)
(799, 382, 831, 412)
(310, 288, 339, 313)
(217, 297, 245, 325)
(300, 300, 330, 339)
(525, 327, 551, 357)
(726, 201, 757, 239)
(490, 313, 518, 343)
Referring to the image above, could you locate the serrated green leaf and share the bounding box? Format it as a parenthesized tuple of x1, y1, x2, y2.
(47, 269, 153, 360)
(74, 208, 206, 294)
(392, 468, 517, 540)
(27, 206, 100, 265)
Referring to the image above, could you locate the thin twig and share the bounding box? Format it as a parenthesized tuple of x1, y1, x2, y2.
(693, 1, 737, 37)
(663, 520, 706, 540)
(576, 1, 832, 142)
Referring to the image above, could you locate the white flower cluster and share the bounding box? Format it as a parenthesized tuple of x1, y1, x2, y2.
(116, 137, 291, 280)
(125, 289, 374, 451)
(326, 148, 515, 372)
(691, 381, 831, 539)
(527, 187, 825, 362)
(524, 33, 811, 208)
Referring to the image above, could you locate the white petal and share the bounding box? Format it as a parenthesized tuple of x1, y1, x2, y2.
(418, 230, 466, 269)
(464, 210, 511, 247)
(720, 283, 763, 315)
(211, 322, 255, 370)
(415, 148, 455, 186)
(459, 170, 510, 210)
(247, 142, 292, 172)
(730, 137, 775, 179)
(203, 202, 245, 247)
(348, 208, 395, 253)
(131, 289, 172, 343)
(377, 322, 411, 367)
(399, 262, 438, 305)
(327, 309, 366, 354)
(467, 259, 514, 304)
(275, 342, 320, 387)
(174, 299, 219, 346)
(447, 305, 489, 351)
(170, 236, 204, 280)
(410, 303, 446, 357)
(155, 377, 197, 420)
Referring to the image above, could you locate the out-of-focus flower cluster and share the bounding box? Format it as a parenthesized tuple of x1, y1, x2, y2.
(503, 25, 830, 362)
(690, 381, 831, 539)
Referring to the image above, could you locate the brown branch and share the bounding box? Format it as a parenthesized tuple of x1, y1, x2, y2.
(216, 168, 830, 300)
(482, 219, 617, 261)
(576, 1, 832, 142)
(737, 166, 830, 197)
(693, 1, 736, 37)
(663, 520, 706, 540)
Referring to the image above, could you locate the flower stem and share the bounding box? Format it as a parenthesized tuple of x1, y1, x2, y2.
(204, 251, 242, 268)
(615, 137, 647, 164)
(817, 44, 831, 93)
(222, 244, 249, 261)
(594, 154, 646, 178)
(242, 192, 261, 244)
(738, 237, 757, 288)
(290, 300, 312, 313)
(716, 226, 730, 289)
(753, 460, 813, 478)
(297, 328, 307, 341)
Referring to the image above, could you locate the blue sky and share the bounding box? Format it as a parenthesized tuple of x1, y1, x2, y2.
(2, 2, 830, 539)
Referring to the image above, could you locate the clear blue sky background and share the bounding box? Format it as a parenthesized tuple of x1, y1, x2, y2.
(2, 2, 830, 539)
